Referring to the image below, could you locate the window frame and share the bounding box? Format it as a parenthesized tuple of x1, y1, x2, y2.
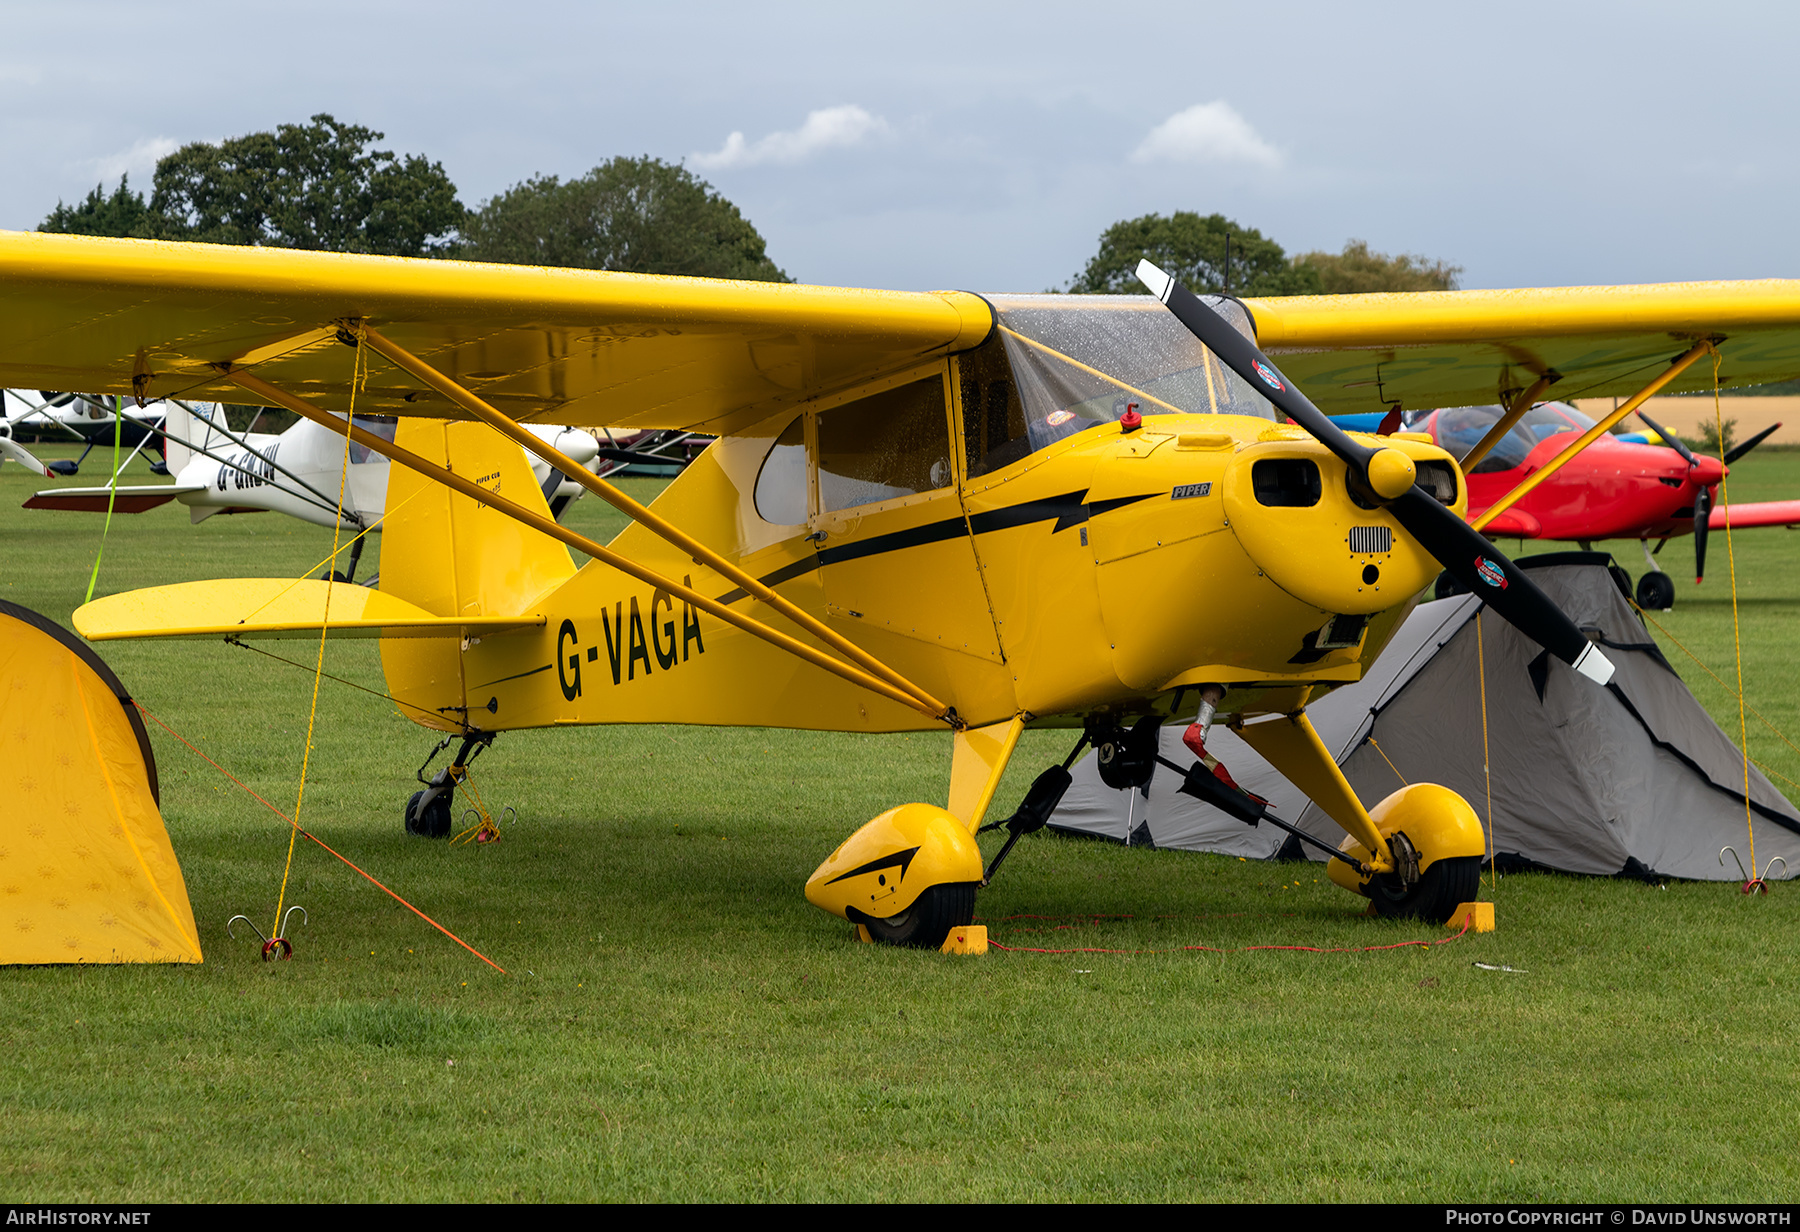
(751, 359, 959, 528)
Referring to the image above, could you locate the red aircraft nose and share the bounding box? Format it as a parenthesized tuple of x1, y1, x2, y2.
(1694, 455, 1726, 485)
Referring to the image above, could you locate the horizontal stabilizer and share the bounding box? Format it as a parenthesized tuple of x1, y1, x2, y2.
(75, 578, 545, 642)
(1710, 499, 1800, 530)
(25, 483, 204, 513)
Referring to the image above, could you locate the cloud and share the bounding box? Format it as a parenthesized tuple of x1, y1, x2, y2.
(691, 105, 889, 171)
(84, 136, 181, 183)
(1131, 102, 1281, 169)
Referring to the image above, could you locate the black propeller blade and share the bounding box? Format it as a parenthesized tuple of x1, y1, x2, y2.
(1693, 486, 1712, 584)
(1135, 259, 1614, 685)
(1634, 409, 1697, 466)
(1723, 422, 1781, 465)
(1634, 410, 1710, 582)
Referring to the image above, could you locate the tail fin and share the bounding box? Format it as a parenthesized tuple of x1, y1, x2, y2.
(378, 418, 578, 729)
(161, 400, 228, 475)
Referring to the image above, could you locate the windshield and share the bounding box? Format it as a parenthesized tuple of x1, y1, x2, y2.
(984, 294, 1277, 456)
(1433, 402, 1597, 472)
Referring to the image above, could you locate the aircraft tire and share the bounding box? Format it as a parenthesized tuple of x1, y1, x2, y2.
(405, 790, 452, 839)
(1636, 572, 1675, 611)
(1366, 855, 1481, 925)
(1432, 571, 1467, 600)
(857, 882, 978, 949)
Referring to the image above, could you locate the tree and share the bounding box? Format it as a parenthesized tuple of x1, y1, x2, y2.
(41, 116, 464, 256)
(1292, 239, 1461, 294)
(460, 157, 790, 281)
(147, 114, 463, 256)
(1067, 211, 1321, 297)
(40, 174, 159, 238)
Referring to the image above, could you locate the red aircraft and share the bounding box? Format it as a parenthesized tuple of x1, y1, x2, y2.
(1369, 402, 1799, 609)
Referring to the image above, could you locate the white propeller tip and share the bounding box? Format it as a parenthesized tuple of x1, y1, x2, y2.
(1135, 259, 1173, 302)
(1572, 642, 1615, 686)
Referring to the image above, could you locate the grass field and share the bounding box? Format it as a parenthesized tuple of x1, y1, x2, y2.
(2, 443, 1797, 1202)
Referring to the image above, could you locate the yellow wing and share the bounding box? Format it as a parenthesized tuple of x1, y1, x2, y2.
(1242, 281, 1800, 413)
(0, 230, 993, 434)
(6, 229, 1800, 430)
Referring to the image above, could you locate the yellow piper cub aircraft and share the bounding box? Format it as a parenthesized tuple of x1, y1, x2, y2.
(7, 230, 1800, 947)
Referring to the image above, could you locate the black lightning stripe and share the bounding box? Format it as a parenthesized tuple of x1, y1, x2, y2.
(714, 488, 1159, 604)
(824, 845, 922, 885)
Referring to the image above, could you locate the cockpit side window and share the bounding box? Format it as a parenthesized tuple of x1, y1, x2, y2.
(958, 331, 1031, 478)
(349, 414, 397, 465)
(816, 376, 953, 511)
(1435, 403, 1596, 474)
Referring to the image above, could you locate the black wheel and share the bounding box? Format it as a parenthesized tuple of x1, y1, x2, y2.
(1636, 571, 1675, 611)
(1432, 571, 1467, 600)
(1607, 564, 1633, 602)
(1367, 855, 1481, 925)
(405, 790, 452, 838)
(856, 882, 977, 949)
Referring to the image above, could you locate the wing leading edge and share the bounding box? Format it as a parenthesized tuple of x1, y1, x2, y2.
(0, 230, 993, 437)
(8, 229, 1800, 433)
(1243, 281, 1800, 415)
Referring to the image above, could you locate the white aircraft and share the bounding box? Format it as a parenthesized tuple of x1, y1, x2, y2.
(2, 388, 169, 474)
(23, 399, 608, 581)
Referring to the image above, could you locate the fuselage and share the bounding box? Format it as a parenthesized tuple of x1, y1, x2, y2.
(430, 299, 1466, 737)
(1409, 402, 1725, 541)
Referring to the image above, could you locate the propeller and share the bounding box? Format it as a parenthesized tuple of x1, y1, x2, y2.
(1693, 485, 1712, 584)
(1636, 409, 1709, 582)
(1634, 408, 1770, 584)
(1135, 259, 1614, 686)
(1633, 408, 1696, 465)
(0, 430, 54, 477)
(1723, 422, 1780, 465)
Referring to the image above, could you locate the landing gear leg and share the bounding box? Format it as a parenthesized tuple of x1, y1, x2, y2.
(321, 529, 367, 584)
(1636, 539, 1675, 610)
(406, 731, 493, 838)
(977, 729, 1092, 884)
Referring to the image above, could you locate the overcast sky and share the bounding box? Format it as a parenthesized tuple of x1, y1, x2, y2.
(4, 0, 1797, 293)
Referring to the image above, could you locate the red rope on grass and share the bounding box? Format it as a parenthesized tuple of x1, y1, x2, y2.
(982, 912, 1474, 956)
(135, 701, 507, 974)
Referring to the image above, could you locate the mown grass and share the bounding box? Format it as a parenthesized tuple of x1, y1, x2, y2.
(1, 443, 1796, 1202)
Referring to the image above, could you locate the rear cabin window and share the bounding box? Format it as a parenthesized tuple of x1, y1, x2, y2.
(753, 415, 807, 525)
(816, 377, 952, 512)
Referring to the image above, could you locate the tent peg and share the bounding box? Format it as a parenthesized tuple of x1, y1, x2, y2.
(227, 905, 307, 960)
(1720, 847, 1787, 895)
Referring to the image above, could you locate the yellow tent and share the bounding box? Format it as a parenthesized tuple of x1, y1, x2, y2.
(0, 600, 200, 964)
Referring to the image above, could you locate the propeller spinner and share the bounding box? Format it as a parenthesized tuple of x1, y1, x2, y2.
(1136, 259, 1614, 686)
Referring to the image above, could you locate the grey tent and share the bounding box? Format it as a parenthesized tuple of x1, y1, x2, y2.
(1050, 555, 1800, 881)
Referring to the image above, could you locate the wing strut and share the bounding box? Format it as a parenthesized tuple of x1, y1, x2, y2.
(1472, 341, 1715, 532)
(218, 364, 959, 728)
(1456, 371, 1560, 471)
(353, 324, 953, 721)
